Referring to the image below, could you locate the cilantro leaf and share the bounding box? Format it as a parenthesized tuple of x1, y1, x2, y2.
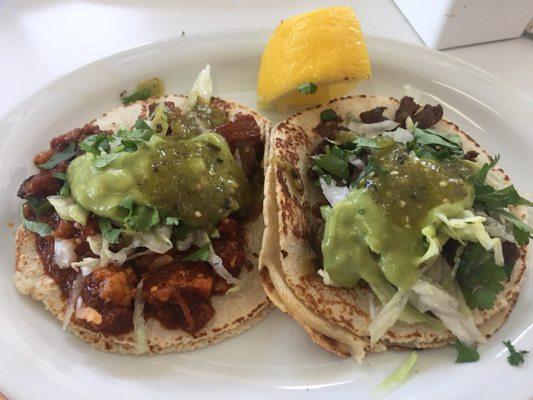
(474, 184, 533, 210)
(20, 205, 52, 236)
(498, 210, 533, 246)
(123, 205, 160, 232)
(98, 218, 121, 244)
(354, 137, 392, 149)
(182, 243, 210, 262)
(79, 134, 112, 155)
(454, 339, 480, 363)
(408, 127, 463, 160)
(58, 181, 71, 197)
(456, 243, 507, 310)
(312, 144, 350, 181)
(120, 87, 151, 105)
(298, 82, 317, 95)
(165, 217, 180, 226)
(38, 143, 77, 170)
(26, 197, 52, 216)
(92, 151, 122, 168)
(320, 109, 338, 122)
(503, 341, 528, 366)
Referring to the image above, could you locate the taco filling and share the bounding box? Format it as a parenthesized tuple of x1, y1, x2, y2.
(17, 67, 265, 339)
(307, 97, 531, 347)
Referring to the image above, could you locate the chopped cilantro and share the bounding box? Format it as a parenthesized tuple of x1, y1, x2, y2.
(38, 143, 77, 170)
(79, 134, 112, 155)
(456, 243, 507, 310)
(470, 156, 533, 244)
(313, 151, 349, 181)
(454, 339, 480, 363)
(124, 205, 159, 232)
(92, 151, 122, 168)
(120, 87, 151, 105)
(320, 109, 338, 122)
(407, 127, 463, 160)
(26, 197, 52, 216)
(297, 82, 317, 95)
(182, 243, 210, 262)
(498, 210, 533, 246)
(503, 341, 528, 366)
(98, 218, 121, 244)
(165, 216, 180, 226)
(118, 197, 159, 232)
(20, 205, 52, 237)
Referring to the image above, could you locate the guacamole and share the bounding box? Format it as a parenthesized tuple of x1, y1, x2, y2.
(67, 132, 252, 230)
(322, 146, 474, 290)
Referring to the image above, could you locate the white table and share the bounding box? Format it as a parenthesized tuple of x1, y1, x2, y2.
(1, 0, 532, 118)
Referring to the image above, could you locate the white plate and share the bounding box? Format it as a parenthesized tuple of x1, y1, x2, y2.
(0, 31, 532, 400)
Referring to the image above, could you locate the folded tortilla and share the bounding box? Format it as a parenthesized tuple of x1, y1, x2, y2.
(259, 95, 528, 361)
(14, 95, 271, 354)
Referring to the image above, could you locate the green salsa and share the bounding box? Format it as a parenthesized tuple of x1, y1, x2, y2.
(370, 144, 475, 230)
(67, 132, 251, 230)
(322, 146, 474, 290)
(169, 102, 228, 138)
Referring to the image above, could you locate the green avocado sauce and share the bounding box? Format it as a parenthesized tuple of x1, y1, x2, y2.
(67, 132, 251, 230)
(322, 145, 475, 289)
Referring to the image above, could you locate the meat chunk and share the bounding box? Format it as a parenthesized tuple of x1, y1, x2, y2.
(394, 96, 419, 126)
(502, 241, 520, 271)
(143, 263, 214, 305)
(412, 104, 443, 129)
(216, 114, 261, 151)
(50, 123, 100, 151)
(216, 114, 262, 176)
(313, 115, 344, 138)
(359, 106, 387, 123)
(464, 150, 479, 161)
(91, 266, 137, 306)
(17, 171, 61, 198)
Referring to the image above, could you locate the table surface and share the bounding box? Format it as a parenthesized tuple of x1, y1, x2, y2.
(1, 0, 532, 120)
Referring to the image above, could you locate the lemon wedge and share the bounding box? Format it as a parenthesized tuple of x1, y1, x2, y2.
(257, 6, 371, 108)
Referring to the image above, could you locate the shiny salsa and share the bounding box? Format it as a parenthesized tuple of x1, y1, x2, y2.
(18, 98, 263, 336)
(369, 143, 474, 230)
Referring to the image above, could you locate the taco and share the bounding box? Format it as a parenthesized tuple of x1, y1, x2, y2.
(14, 67, 270, 354)
(260, 95, 530, 361)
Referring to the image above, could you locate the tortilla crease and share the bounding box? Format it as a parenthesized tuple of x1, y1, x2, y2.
(14, 95, 271, 354)
(259, 95, 528, 361)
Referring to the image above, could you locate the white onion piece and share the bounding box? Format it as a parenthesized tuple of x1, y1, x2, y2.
(133, 279, 148, 354)
(382, 127, 414, 144)
(62, 273, 83, 330)
(412, 280, 486, 345)
(347, 119, 399, 137)
(53, 238, 77, 269)
(208, 246, 240, 286)
(348, 155, 366, 169)
(319, 177, 351, 206)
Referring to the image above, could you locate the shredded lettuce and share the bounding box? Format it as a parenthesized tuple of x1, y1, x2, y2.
(188, 65, 212, 107)
(436, 210, 504, 266)
(373, 352, 418, 399)
(369, 288, 410, 345)
(128, 226, 173, 254)
(411, 279, 485, 345)
(47, 195, 88, 225)
(133, 279, 148, 354)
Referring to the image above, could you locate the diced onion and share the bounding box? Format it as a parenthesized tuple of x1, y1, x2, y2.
(133, 279, 148, 354)
(62, 273, 83, 330)
(188, 65, 212, 107)
(319, 177, 350, 206)
(347, 119, 399, 137)
(382, 127, 414, 144)
(53, 238, 77, 268)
